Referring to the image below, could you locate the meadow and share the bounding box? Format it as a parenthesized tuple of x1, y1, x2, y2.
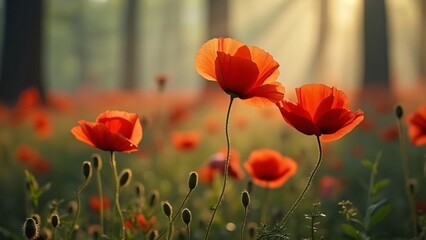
(1, 41, 426, 239)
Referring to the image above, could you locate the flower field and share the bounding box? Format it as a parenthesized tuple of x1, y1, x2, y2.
(1, 38, 426, 240)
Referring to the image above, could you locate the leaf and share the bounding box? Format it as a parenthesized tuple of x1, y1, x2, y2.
(368, 203, 393, 229)
(366, 199, 387, 219)
(371, 179, 390, 195)
(341, 224, 363, 240)
(361, 160, 374, 170)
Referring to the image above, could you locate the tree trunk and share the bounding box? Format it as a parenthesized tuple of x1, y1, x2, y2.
(420, 0, 426, 80)
(123, 0, 139, 89)
(363, 0, 389, 87)
(0, 0, 45, 106)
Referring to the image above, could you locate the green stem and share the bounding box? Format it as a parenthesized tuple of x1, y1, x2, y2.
(96, 167, 104, 235)
(187, 223, 191, 240)
(167, 217, 173, 240)
(241, 206, 249, 240)
(68, 176, 90, 239)
(280, 135, 323, 226)
(397, 118, 418, 238)
(204, 96, 235, 240)
(260, 186, 270, 224)
(110, 151, 125, 240)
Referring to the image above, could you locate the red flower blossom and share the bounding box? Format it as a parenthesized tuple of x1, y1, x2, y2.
(32, 109, 52, 138)
(136, 213, 156, 232)
(71, 111, 143, 152)
(195, 37, 285, 107)
(407, 106, 426, 146)
(171, 131, 201, 151)
(15, 145, 51, 173)
(277, 83, 364, 142)
(198, 148, 244, 183)
(379, 124, 399, 142)
(244, 149, 297, 188)
(12, 87, 41, 124)
(318, 175, 342, 199)
(89, 196, 111, 213)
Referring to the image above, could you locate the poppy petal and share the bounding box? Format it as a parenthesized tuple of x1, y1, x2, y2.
(277, 100, 320, 136)
(248, 46, 280, 85)
(317, 109, 364, 142)
(296, 84, 333, 118)
(242, 82, 285, 107)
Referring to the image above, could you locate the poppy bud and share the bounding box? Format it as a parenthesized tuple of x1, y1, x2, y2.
(162, 201, 173, 219)
(241, 190, 250, 208)
(149, 190, 160, 208)
(82, 161, 92, 181)
(181, 208, 192, 225)
(68, 201, 77, 215)
(119, 168, 132, 189)
(135, 182, 145, 198)
(30, 214, 41, 225)
(247, 222, 258, 239)
(395, 105, 403, 119)
(246, 180, 253, 194)
(92, 153, 103, 171)
(23, 218, 39, 240)
(188, 171, 198, 190)
(148, 230, 158, 240)
(408, 178, 418, 196)
(50, 213, 60, 228)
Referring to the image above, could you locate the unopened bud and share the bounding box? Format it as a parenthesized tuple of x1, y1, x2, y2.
(68, 201, 77, 215)
(162, 201, 173, 219)
(181, 208, 192, 225)
(241, 190, 250, 208)
(149, 190, 159, 208)
(30, 214, 41, 225)
(82, 161, 92, 181)
(408, 178, 418, 196)
(23, 218, 39, 240)
(247, 222, 258, 239)
(148, 230, 158, 240)
(395, 105, 403, 119)
(119, 168, 132, 189)
(50, 213, 60, 228)
(246, 180, 253, 194)
(92, 153, 103, 171)
(135, 182, 145, 198)
(188, 171, 198, 190)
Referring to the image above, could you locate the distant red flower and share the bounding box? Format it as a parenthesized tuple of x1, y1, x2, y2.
(277, 84, 364, 142)
(155, 74, 168, 92)
(15, 145, 51, 173)
(71, 111, 143, 152)
(89, 196, 111, 213)
(318, 175, 342, 199)
(168, 104, 190, 126)
(244, 149, 297, 188)
(379, 124, 399, 142)
(171, 131, 201, 151)
(195, 37, 285, 107)
(358, 117, 374, 132)
(204, 118, 220, 134)
(32, 109, 52, 138)
(407, 106, 426, 146)
(198, 148, 245, 183)
(136, 213, 156, 232)
(12, 87, 41, 124)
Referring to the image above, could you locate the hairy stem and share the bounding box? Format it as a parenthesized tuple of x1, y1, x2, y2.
(110, 151, 125, 240)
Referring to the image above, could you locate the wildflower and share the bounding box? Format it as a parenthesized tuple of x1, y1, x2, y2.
(71, 110, 142, 152)
(244, 149, 297, 188)
(136, 213, 156, 232)
(16, 145, 51, 173)
(277, 83, 364, 142)
(407, 105, 426, 146)
(318, 175, 341, 199)
(32, 109, 52, 138)
(379, 124, 399, 142)
(12, 88, 40, 125)
(89, 196, 111, 213)
(171, 131, 201, 151)
(198, 148, 245, 183)
(195, 37, 284, 106)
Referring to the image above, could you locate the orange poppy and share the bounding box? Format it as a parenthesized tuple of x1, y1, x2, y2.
(171, 131, 201, 151)
(318, 175, 342, 199)
(71, 111, 143, 152)
(195, 37, 285, 107)
(277, 83, 364, 142)
(15, 144, 51, 173)
(136, 213, 156, 232)
(32, 109, 52, 138)
(89, 195, 111, 213)
(244, 149, 297, 189)
(407, 106, 426, 146)
(12, 87, 40, 124)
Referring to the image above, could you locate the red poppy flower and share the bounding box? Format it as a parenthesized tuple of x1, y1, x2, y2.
(71, 111, 143, 152)
(277, 83, 364, 142)
(379, 124, 399, 142)
(318, 175, 342, 199)
(136, 213, 156, 232)
(407, 106, 426, 146)
(16, 145, 51, 173)
(195, 37, 285, 107)
(32, 109, 52, 138)
(12, 87, 40, 124)
(244, 149, 297, 188)
(171, 131, 201, 151)
(198, 148, 245, 183)
(89, 196, 111, 213)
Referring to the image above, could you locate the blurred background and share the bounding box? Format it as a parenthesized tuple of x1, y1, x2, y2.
(0, 0, 425, 105)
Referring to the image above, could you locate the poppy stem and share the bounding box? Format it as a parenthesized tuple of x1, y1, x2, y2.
(260, 185, 270, 224)
(397, 115, 418, 238)
(95, 165, 104, 235)
(280, 135, 322, 226)
(204, 95, 235, 240)
(68, 170, 91, 239)
(110, 151, 125, 240)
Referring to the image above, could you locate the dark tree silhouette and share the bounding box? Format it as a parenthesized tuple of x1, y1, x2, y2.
(363, 0, 389, 87)
(123, 0, 139, 89)
(0, 0, 45, 105)
(420, 0, 426, 80)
